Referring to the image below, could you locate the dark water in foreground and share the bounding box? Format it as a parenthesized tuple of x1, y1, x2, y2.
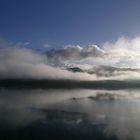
(0, 89, 140, 140)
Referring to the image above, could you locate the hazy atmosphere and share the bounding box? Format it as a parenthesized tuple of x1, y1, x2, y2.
(1, 0, 140, 140)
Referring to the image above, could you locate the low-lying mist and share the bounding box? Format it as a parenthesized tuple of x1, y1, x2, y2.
(0, 47, 96, 80)
(0, 46, 140, 82)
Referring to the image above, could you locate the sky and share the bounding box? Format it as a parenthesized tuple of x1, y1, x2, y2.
(1, 0, 140, 80)
(1, 0, 140, 50)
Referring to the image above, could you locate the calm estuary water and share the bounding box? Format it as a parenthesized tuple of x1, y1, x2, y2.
(0, 89, 140, 140)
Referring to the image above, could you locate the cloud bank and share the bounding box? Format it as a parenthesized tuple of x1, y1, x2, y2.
(0, 47, 95, 80)
(1, 36, 140, 80)
(46, 44, 105, 67)
(46, 36, 140, 68)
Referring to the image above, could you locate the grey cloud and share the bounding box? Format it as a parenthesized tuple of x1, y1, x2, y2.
(1, 37, 140, 81)
(46, 45, 105, 65)
(0, 47, 96, 80)
(46, 36, 140, 69)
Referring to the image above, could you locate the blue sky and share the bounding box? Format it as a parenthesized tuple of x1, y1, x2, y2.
(1, 0, 140, 50)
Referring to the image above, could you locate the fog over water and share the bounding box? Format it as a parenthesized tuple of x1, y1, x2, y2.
(0, 89, 140, 140)
(1, 0, 140, 139)
(1, 37, 140, 140)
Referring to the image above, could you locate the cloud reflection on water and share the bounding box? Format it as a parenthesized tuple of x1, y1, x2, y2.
(0, 89, 140, 140)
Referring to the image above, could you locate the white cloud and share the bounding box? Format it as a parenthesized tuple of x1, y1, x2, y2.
(46, 36, 140, 68)
(102, 36, 140, 68)
(46, 44, 105, 67)
(16, 42, 30, 46)
(23, 42, 30, 46)
(0, 47, 97, 80)
(1, 37, 140, 80)
(43, 43, 49, 48)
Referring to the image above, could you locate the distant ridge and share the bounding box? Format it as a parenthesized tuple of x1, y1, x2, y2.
(0, 79, 140, 90)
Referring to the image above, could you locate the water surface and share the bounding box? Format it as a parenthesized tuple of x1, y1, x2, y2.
(0, 89, 140, 140)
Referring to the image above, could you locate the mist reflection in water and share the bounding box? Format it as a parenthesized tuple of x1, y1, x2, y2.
(0, 89, 140, 140)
